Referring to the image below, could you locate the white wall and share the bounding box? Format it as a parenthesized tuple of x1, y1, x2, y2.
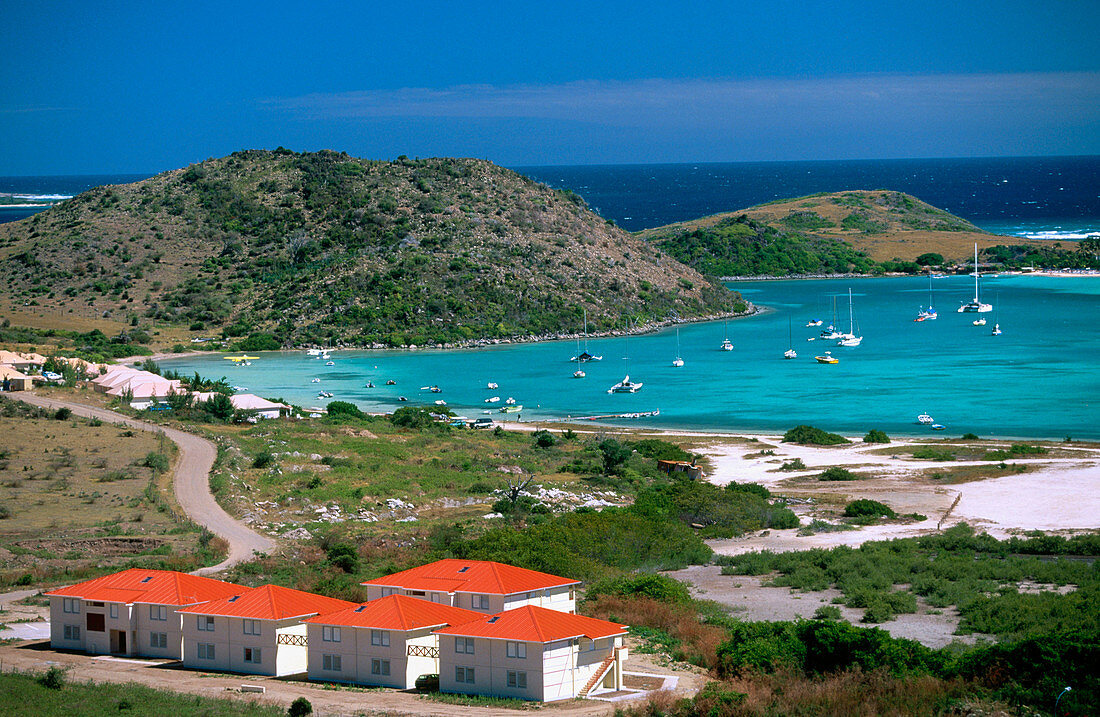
(305, 624, 441, 689)
(181, 615, 302, 677)
(439, 636, 543, 701)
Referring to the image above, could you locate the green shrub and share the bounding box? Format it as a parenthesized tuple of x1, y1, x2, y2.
(325, 401, 363, 419)
(391, 406, 445, 429)
(53, 407, 72, 421)
(141, 452, 170, 474)
(961, 432, 980, 440)
(783, 425, 850, 445)
(819, 467, 859, 481)
(780, 457, 806, 471)
(532, 430, 556, 448)
(844, 499, 896, 519)
(586, 573, 693, 605)
(912, 447, 955, 461)
(813, 605, 843, 621)
(252, 452, 276, 469)
(288, 697, 313, 717)
(39, 666, 66, 690)
(863, 429, 890, 444)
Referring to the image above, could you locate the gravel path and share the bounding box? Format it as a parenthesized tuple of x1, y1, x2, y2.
(11, 392, 274, 574)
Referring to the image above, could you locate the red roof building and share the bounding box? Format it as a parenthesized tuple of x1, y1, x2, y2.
(45, 569, 244, 660)
(434, 605, 629, 702)
(361, 559, 579, 614)
(303, 595, 483, 688)
(176, 584, 354, 620)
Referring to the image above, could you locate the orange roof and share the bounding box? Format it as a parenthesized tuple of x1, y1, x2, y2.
(177, 584, 356, 620)
(361, 559, 580, 596)
(303, 595, 483, 631)
(434, 605, 627, 643)
(45, 569, 243, 607)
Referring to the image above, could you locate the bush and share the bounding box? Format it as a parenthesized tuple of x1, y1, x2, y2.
(844, 499, 896, 519)
(863, 429, 890, 444)
(532, 430, 556, 448)
(252, 452, 276, 469)
(325, 543, 359, 573)
(391, 405, 446, 429)
(814, 605, 843, 620)
(288, 697, 313, 717)
(204, 393, 234, 421)
(39, 666, 66, 690)
(53, 407, 72, 421)
(141, 451, 170, 474)
(325, 400, 363, 419)
(783, 425, 850, 445)
(586, 573, 693, 605)
(912, 447, 955, 461)
(961, 432, 980, 440)
(0, 504, 11, 519)
(819, 467, 859, 481)
(780, 457, 806, 471)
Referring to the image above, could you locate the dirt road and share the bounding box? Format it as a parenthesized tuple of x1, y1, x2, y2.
(12, 392, 274, 575)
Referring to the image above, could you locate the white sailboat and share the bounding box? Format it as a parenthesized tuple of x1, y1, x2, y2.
(672, 328, 684, 367)
(915, 272, 938, 321)
(571, 309, 603, 362)
(958, 244, 993, 313)
(720, 321, 733, 351)
(820, 295, 842, 339)
(837, 289, 863, 346)
(784, 315, 797, 359)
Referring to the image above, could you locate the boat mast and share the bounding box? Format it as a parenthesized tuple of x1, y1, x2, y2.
(973, 244, 980, 304)
(848, 288, 854, 335)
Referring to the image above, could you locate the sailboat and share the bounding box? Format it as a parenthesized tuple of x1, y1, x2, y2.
(784, 316, 797, 359)
(570, 309, 603, 362)
(990, 294, 1003, 335)
(720, 321, 733, 351)
(820, 296, 842, 339)
(672, 328, 684, 367)
(915, 272, 938, 321)
(837, 289, 863, 346)
(610, 321, 643, 392)
(958, 244, 993, 313)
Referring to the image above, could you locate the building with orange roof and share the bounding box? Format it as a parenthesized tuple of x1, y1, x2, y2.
(434, 605, 629, 701)
(302, 595, 481, 688)
(177, 585, 356, 676)
(361, 559, 580, 615)
(44, 568, 244, 659)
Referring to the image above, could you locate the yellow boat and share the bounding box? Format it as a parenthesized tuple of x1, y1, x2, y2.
(224, 355, 260, 362)
(814, 352, 839, 364)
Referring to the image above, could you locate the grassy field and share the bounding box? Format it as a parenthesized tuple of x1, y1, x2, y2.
(0, 671, 283, 717)
(0, 396, 223, 589)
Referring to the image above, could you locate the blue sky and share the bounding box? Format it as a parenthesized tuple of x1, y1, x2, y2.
(2, 1, 1098, 174)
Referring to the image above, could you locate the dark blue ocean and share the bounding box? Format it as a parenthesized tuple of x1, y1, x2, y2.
(2, 157, 1099, 238)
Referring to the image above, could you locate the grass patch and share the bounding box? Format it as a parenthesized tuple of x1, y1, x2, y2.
(911, 447, 956, 461)
(818, 467, 861, 481)
(419, 692, 538, 709)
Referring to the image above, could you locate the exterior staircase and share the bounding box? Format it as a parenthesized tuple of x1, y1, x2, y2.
(578, 653, 617, 697)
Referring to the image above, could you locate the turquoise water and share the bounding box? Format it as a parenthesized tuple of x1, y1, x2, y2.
(159, 276, 1100, 440)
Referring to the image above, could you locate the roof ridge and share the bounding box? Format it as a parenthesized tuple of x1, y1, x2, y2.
(526, 604, 547, 642)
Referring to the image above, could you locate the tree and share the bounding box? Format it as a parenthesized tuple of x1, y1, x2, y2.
(915, 252, 944, 266)
(502, 473, 536, 512)
(598, 439, 632, 474)
(205, 393, 234, 420)
(288, 697, 312, 717)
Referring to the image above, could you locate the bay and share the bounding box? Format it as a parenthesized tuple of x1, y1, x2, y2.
(159, 275, 1100, 441)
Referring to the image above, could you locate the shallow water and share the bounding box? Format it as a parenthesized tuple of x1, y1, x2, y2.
(159, 276, 1100, 440)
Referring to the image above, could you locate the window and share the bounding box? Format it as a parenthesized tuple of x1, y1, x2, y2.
(86, 613, 105, 632)
(197, 616, 215, 631)
(242, 619, 261, 636)
(322, 625, 341, 642)
(149, 605, 167, 621)
(63, 624, 80, 640)
(371, 658, 390, 676)
(149, 632, 167, 648)
(455, 636, 474, 654)
(243, 647, 261, 664)
(197, 643, 215, 660)
(109, 604, 119, 619)
(62, 598, 80, 614)
(380, 587, 396, 597)
(89, 601, 104, 607)
(472, 595, 489, 610)
(455, 666, 475, 683)
(506, 641, 527, 659)
(370, 629, 389, 647)
(507, 670, 527, 689)
(323, 654, 342, 672)
(409, 590, 425, 596)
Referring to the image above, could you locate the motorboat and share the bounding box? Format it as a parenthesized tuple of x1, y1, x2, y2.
(386, 380, 396, 385)
(499, 405, 522, 413)
(434, 400, 447, 406)
(573, 369, 585, 378)
(973, 317, 986, 326)
(311, 378, 321, 383)
(398, 396, 408, 401)
(806, 319, 823, 327)
(325, 361, 335, 366)
(365, 381, 375, 388)
(931, 424, 946, 431)
(430, 385, 442, 393)
(917, 413, 934, 425)
(958, 244, 993, 312)
(306, 348, 322, 356)
(486, 382, 498, 389)
(991, 323, 1002, 336)
(608, 375, 643, 393)
(505, 397, 516, 405)
(814, 352, 839, 364)
(485, 396, 500, 403)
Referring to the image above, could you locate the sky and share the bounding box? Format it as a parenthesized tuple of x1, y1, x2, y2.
(2, 1, 1099, 174)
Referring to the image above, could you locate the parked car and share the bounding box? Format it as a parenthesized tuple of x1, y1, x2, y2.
(414, 673, 439, 692)
(470, 417, 494, 429)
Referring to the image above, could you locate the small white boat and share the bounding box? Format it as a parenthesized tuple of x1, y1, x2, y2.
(836, 288, 862, 347)
(814, 352, 838, 364)
(918, 413, 934, 425)
(784, 316, 796, 359)
(573, 369, 585, 378)
(486, 382, 498, 389)
(434, 400, 447, 406)
(430, 386, 442, 393)
(784, 349, 798, 359)
(720, 338, 734, 351)
(931, 424, 946, 431)
(505, 397, 516, 405)
(306, 349, 322, 356)
(499, 405, 522, 413)
(806, 319, 823, 327)
(973, 317, 986, 326)
(311, 378, 321, 383)
(485, 396, 500, 403)
(672, 357, 684, 367)
(608, 375, 643, 393)
(325, 361, 335, 366)
(991, 323, 1002, 336)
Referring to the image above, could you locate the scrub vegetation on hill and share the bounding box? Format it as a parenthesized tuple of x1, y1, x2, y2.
(0, 149, 742, 346)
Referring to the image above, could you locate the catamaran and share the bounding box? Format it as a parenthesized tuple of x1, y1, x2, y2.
(571, 309, 603, 362)
(608, 375, 644, 393)
(672, 328, 684, 367)
(837, 289, 863, 347)
(917, 412, 934, 425)
(958, 244, 993, 313)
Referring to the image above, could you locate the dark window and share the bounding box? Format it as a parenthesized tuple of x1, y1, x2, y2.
(86, 613, 105, 632)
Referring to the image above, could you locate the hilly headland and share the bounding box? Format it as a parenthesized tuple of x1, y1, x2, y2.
(0, 150, 742, 350)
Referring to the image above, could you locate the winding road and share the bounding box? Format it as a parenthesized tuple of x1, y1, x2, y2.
(11, 392, 274, 575)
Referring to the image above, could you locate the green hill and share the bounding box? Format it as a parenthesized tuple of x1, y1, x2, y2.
(0, 150, 742, 347)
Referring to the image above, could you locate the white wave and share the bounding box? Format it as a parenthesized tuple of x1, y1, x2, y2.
(12, 193, 72, 201)
(1017, 230, 1100, 241)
